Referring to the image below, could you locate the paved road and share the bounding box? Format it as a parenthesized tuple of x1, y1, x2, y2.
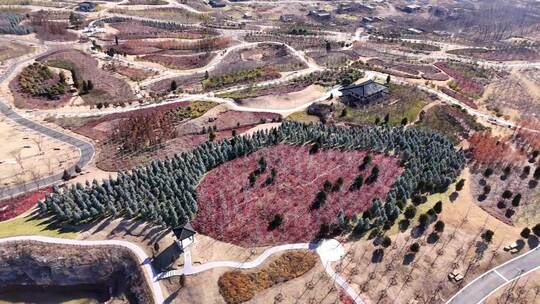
(447, 246, 540, 304)
(0, 47, 95, 199)
(0, 235, 164, 304)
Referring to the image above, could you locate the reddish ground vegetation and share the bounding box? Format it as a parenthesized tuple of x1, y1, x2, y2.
(67, 104, 277, 171)
(218, 250, 318, 304)
(113, 37, 231, 55)
(139, 52, 215, 70)
(72, 101, 191, 141)
(439, 86, 478, 109)
(468, 131, 527, 167)
(109, 21, 216, 40)
(31, 14, 78, 42)
(194, 145, 402, 247)
(339, 291, 355, 304)
(448, 48, 540, 61)
(96, 126, 251, 171)
(435, 62, 484, 97)
(0, 187, 51, 221)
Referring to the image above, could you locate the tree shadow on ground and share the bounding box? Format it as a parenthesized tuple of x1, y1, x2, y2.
(149, 228, 169, 245)
(449, 192, 459, 202)
(91, 217, 113, 234)
(529, 180, 538, 189)
(528, 236, 539, 249)
(475, 241, 488, 258)
(410, 226, 426, 239)
(427, 232, 440, 244)
(403, 253, 416, 265)
(153, 242, 182, 272)
(164, 287, 183, 304)
(372, 248, 384, 263)
(399, 219, 410, 232)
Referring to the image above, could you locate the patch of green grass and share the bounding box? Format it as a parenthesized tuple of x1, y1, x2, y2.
(386, 182, 457, 236)
(0, 216, 78, 239)
(286, 111, 320, 123)
(170, 100, 217, 120)
(335, 84, 428, 126)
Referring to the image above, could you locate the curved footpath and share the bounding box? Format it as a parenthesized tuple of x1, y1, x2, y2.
(446, 246, 540, 304)
(0, 236, 363, 304)
(159, 239, 365, 304)
(0, 235, 164, 304)
(0, 47, 96, 200)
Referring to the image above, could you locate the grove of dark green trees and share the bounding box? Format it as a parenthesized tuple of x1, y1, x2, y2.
(40, 122, 466, 232)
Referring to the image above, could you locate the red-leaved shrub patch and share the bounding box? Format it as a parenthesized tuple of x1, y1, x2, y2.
(194, 145, 402, 247)
(0, 187, 51, 221)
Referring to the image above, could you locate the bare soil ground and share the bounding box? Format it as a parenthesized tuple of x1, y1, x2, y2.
(238, 84, 324, 110)
(165, 250, 341, 304)
(336, 169, 524, 304)
(484, 269, 540, 304)
(102, 62, 157, 82)
(482, 70, 540, 121)
(0, 42, 34, 61)
(212, 43, 307, 77)
(469, 162, 540, 228)
(0, 117, 79, 189)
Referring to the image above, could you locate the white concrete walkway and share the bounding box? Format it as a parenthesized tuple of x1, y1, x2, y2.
(158, 239, 365, 304)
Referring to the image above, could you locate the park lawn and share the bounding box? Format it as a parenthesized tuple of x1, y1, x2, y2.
(286, 111, 320, 123)
(335, 84, 429, 126)
(385, 180, 458, 236)
(0, 216, 78, 239)
(337, 97, 427, 126)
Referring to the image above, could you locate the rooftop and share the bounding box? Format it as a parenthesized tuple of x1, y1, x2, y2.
(172, 222, 196, 240)
(340, 80, 387, 98)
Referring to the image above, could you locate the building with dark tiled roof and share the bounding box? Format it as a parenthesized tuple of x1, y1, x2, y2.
(339, 80, 388, 106)
(172, 222, 196, 250)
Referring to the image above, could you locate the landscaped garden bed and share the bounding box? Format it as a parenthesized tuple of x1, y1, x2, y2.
(194, 144, 403, 246)
(218, 250, 318, 303)
(0, 187, 51, 221)
(104, 18, 218, 40)
(38, 49, 135, 106)
(40, 123, 466, 251)
(434, 61, 487, 98)
(9, 62, 72, 109)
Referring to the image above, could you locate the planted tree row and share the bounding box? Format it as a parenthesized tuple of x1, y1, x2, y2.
(40, 122, 465, 231)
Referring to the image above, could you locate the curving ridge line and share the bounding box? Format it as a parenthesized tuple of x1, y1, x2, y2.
(446, 246, 540, 304)
(0, 48, 96, 200)
(0, 235, 164, 304)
